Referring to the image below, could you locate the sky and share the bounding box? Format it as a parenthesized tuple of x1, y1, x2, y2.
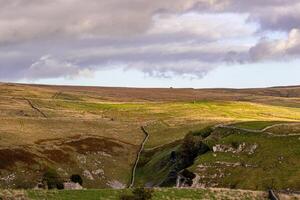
(1, 0, 300, 88)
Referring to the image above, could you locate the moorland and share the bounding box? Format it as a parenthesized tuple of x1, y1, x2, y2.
(1, 83, 300, 199)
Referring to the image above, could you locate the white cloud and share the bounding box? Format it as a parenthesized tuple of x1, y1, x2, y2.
(148, 13, 257, 40)
(249, 29, 300, 61)
(25, 55, 93, 80)
(0, 0, 300, 81)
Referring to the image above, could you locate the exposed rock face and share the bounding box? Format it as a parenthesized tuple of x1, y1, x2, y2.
(0, 173, 16, 184)
(248, 144, 258, 155)
(176, 169, 196, 188)
(212, 143, 257, 155)
(83, 170, 94, 180)
(92, 169, 104, 176)
(107, 180, 125, 189)
(191, 174, 201, 188)
(161, 133, 210, 187)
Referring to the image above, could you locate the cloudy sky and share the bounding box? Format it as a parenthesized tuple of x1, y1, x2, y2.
(1, 0, 300, 88)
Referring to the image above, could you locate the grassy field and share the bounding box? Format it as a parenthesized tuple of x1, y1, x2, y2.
(3, 188, 300, 200)
(0, 188, 269, 200)
(1, 83, 300, 194)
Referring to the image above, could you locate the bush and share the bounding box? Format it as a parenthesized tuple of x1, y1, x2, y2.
(231, 141, 240, 149)
(56, 182, 64, 190)
(179, 133, 209, 168)
(70, 174, 83, 186)
(42, 168, 64, 189)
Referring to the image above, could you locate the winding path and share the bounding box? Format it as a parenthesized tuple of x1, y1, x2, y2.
(129, 126, 149, 188)
(215, 124, 300, 137)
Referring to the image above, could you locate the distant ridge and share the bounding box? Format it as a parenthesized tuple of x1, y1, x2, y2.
(1, 81, 300, 90)
(1, 82, 300, 108)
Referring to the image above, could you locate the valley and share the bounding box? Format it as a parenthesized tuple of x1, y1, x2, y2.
(1, 83, 300, 199)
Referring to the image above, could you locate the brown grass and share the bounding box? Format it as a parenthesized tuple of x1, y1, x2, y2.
(42, 149, 72, 164)
(1, 83, 300, 106)
(65, 137, 124, 155)
(0, 149, 37, 169)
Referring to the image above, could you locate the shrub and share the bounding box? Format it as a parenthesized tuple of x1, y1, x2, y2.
(231, 141, 240, 149)
(70, 174, 83, 186)
(179, 133, 209, 168)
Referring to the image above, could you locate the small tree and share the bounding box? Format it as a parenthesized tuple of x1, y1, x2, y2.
(42, 168, 64, 189)
(179, 133, 210, 167)
(70, 174, 83, 186)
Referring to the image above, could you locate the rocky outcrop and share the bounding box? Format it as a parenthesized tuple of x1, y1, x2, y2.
(212, 143, 257, 155)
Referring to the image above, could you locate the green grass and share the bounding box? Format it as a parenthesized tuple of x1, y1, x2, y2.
(54, 92, 83, 101)
(144, 121, 215, 148)
(32, 99, 300, 123)
(25, 188, 267, 200)
(264, 123, 300, 135)
(28, 189, 123, 200)
(135, 142, 181, 186)
(190, 128, 300, 190)
(136, 125, 300, 191)
(231, 121, 285, 130)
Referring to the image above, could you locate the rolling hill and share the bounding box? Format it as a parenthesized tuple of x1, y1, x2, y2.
(0, 83, 300, 199)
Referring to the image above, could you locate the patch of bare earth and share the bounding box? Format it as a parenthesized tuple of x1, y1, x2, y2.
(41, 149, 73, 164)
(0, 149, 37, 170)
(65, 137, 125, 155)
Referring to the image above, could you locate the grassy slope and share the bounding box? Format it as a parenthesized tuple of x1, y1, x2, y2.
(190, 128, 300, 190)
(1, 83, 300, 191)
(230, 121, 285, 130)
(136, 124, 300, 190)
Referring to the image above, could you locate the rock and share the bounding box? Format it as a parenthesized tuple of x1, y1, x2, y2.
(92, 169, 104, 175)
(63, 182, 83, 190)
(83, 170, 94, 180)
(248, 144, 258, 155)
(213, 143, 257, 154)
(77, 155, 87, 164)
(107, 180, 125, 189)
